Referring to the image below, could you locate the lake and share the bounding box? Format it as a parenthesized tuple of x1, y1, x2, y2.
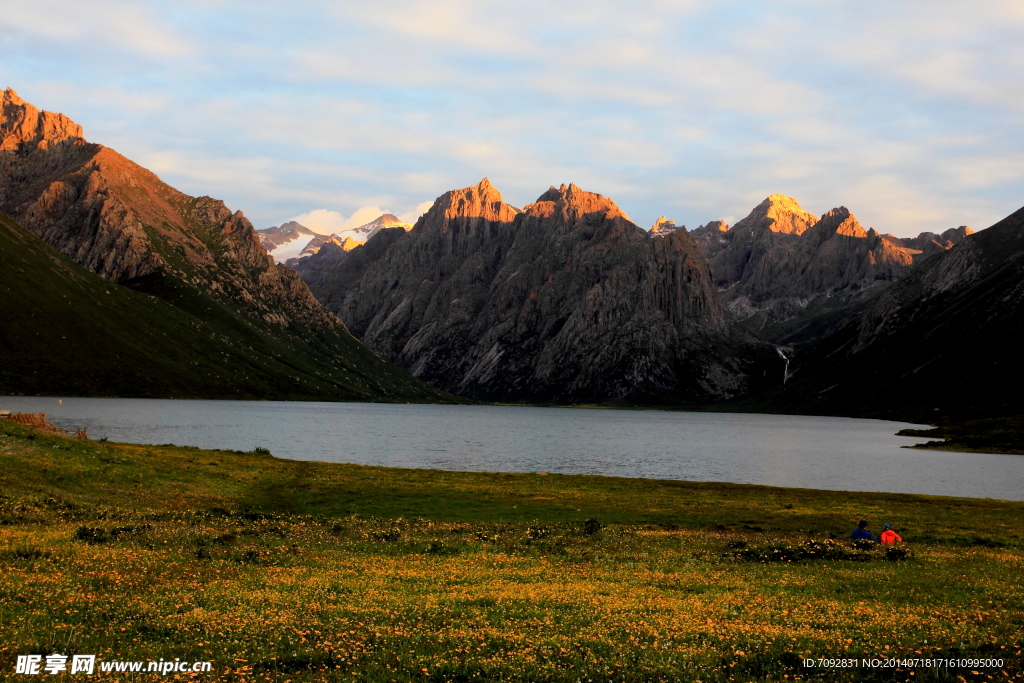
(2, 396, 1021, 501)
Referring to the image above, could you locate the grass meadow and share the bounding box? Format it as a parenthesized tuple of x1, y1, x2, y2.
(0, 420, 1021, 681)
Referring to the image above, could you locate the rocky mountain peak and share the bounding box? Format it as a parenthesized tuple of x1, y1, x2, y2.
(417, 178, 518, 235)
(739, 194, 819, 235)
(526, 183, 629, 223)
(814, 207, 867, 239)
(650, 216, 683, 236)
(947, 226, 975, 241)
(1, 88, 84, 151)
(374, 213, 405, 226)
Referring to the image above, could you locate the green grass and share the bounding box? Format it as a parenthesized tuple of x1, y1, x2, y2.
(1, 420, 1021, 682)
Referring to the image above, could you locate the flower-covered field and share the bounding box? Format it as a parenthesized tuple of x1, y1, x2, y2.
(1, 421, 1021, 681)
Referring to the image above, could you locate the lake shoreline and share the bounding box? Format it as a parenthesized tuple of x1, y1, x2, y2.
(3, 396, 1021, 501)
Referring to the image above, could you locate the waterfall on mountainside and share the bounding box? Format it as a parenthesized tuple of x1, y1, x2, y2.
(776, 348, 790, 384)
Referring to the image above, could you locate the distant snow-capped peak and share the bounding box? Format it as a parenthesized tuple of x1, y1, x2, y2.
(260, 214, 412, 263)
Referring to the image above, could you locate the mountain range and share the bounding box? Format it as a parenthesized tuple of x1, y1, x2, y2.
(3, 87, 1021, 425)
(0, 88, 453, 403)
(294, 179, 1021, 420)
(257, 214, 411, 264)
(689, 195, 973, 333)
(296, 179, 783, 403)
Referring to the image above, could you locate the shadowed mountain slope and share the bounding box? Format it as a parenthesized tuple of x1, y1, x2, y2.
(741, 204, 1024, 422)
(0, 88, 454, 403)
(298, 180, 783, 403)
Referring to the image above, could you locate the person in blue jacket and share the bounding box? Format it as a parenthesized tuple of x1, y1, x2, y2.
(851, 519, 879, 542)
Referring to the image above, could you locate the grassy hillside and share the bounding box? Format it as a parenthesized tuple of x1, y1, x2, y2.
(1, 420, 1020, 681)
(0, 211, 459, 403)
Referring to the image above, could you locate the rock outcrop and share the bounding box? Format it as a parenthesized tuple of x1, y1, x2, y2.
(297, 179, 781, 403)
(649, 216, 683, 237)
(693, 195, 973, 326)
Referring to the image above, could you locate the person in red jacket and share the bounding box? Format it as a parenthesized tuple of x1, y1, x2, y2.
(880, 523, 903, 544)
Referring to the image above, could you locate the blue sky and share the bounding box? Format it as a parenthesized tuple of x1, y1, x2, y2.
(2, 1, 1022, 236)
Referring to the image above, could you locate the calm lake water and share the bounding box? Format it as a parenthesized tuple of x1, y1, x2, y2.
(3, 396, 1021, 501)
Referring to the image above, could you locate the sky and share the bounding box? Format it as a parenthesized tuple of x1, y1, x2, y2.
(1, 1, 1023, 236)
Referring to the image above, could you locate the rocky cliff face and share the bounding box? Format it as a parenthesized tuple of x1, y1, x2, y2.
(693, 195, 973, 326)
(0, 88, 341, 332)
(298, 179, 781, 403)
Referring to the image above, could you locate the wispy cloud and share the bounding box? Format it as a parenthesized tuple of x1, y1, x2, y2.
(2, 0, 1022, 234)
(0, 0, 193, 58)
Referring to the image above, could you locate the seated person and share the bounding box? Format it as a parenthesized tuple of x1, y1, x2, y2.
(850, 519, 878, 542)
(880, 523, 903, 544)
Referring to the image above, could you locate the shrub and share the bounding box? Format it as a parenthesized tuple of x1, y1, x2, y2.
(370, 529, 401, 542)
(74, 526, 108, 544)
(884, 546, 911, 561)
(213, 533, 238, 545)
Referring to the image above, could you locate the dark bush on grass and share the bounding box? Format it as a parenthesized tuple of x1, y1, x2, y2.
(733, 539, 872, 563)
(370, 529, 401, 542)
(582, 518, 604, 535)
(236, 550, 262, 564)
(884, 546, 910, 561)
(74, 526, 108, 544)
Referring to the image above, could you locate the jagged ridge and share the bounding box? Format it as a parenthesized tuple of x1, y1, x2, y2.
(297, 179, 783, 403)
